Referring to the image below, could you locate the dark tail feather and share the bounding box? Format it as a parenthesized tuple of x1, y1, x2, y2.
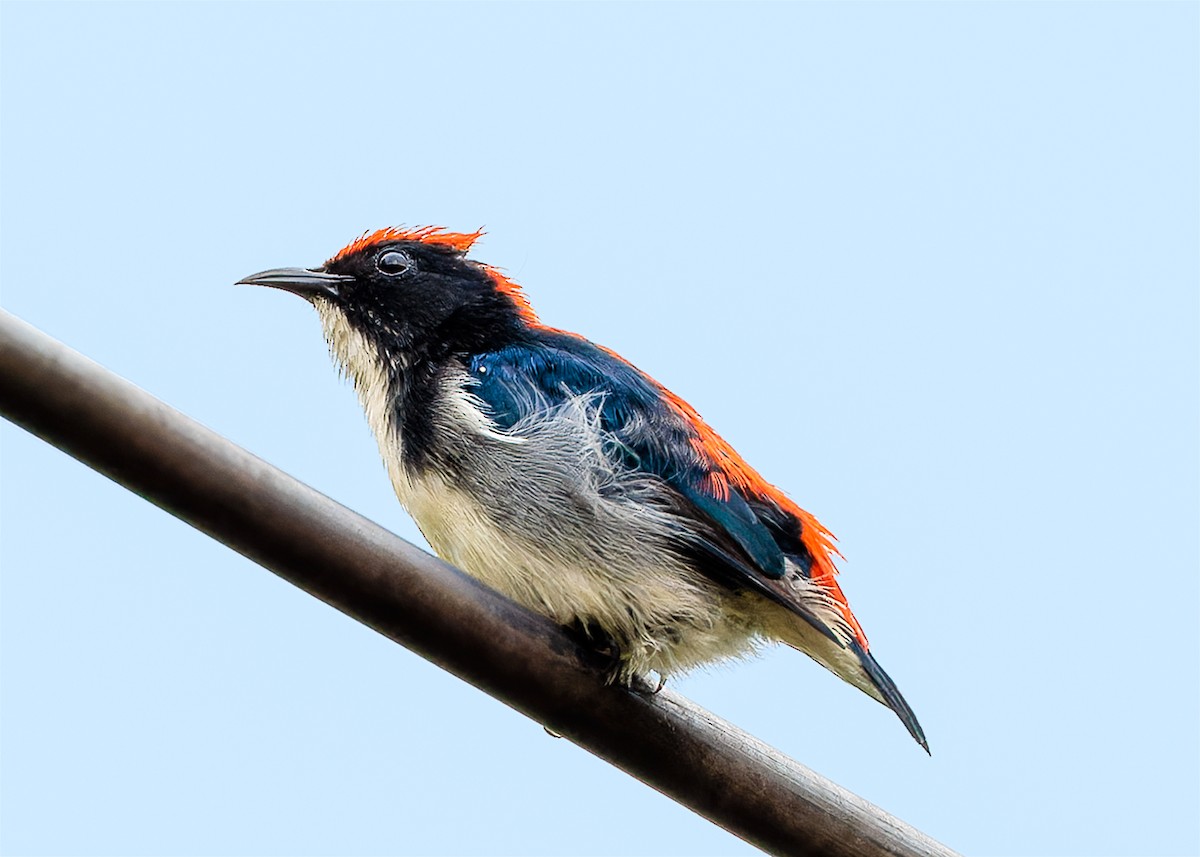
(854, 643, 930, 754)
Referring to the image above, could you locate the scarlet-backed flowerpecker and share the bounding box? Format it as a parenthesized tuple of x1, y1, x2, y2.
(239, 226, 928, 751)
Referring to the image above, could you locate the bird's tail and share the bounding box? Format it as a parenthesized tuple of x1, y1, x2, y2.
(767, 607, 929, 752)
(852, 643, 929, 754)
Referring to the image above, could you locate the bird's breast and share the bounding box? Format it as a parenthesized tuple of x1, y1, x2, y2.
(375, 371, 723, 641)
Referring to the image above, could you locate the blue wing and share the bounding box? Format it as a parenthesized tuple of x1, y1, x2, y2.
(468, 330, 793, 589)
(469, 333, 928, 750)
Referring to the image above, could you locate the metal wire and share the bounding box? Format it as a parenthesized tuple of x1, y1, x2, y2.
(0, 309, 957, 857)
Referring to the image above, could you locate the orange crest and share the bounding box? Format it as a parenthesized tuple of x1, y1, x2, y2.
(328, 225, 484, 265)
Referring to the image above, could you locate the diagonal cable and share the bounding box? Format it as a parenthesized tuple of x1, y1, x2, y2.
(0, 309, 957, 857)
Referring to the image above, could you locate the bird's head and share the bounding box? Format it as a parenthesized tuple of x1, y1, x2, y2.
(238, 226, 537, 366)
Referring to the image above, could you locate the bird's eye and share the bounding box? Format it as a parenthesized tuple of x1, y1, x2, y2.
(376, 250, 411, 275)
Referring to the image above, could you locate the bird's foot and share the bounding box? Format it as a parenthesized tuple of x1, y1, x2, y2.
(565, 618, 625, 683)
(627, 672, 667, 696)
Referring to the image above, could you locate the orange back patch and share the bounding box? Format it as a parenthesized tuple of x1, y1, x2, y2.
(581, 338, 862, 642)
(660, 386, 867, 647)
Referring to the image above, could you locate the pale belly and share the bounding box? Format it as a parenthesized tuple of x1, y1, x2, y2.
(383, 439, 766, 682)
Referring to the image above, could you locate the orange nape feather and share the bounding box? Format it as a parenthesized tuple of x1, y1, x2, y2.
(328, 225, 484, 265)
(482, 267, 540, 325)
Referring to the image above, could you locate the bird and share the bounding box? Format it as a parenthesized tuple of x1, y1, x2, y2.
(238, 226, 928, 752)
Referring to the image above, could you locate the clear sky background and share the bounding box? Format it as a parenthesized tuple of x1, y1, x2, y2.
(1, 3, 1196, 856)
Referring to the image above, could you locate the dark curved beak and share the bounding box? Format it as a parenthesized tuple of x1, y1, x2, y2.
(236, 267, 352, 300)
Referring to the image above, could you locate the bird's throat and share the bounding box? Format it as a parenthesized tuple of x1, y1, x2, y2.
(314, 301, 401, 445)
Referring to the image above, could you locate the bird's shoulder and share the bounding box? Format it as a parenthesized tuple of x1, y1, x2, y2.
(467, 329, 720, 488)
(466, 328, 666, 430)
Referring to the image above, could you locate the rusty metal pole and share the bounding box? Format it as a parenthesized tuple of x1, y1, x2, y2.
(0, 309, 956, 857)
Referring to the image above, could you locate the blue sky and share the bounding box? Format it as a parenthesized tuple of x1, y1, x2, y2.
(2, 3, 1197, 855)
